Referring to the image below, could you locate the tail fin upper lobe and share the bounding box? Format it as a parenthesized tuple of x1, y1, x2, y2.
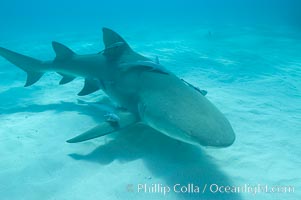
(0, 47, 44, 87)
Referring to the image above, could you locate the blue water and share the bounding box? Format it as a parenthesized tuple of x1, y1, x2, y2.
(0, 1, 300, 200)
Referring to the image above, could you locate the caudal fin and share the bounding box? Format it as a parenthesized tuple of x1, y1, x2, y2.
(0, 47, 44, 87)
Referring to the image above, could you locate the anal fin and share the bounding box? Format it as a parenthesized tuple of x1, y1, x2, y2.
(67, 112, 138, 143)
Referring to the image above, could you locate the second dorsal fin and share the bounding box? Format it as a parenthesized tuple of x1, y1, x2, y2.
(52, 41, 76, 61)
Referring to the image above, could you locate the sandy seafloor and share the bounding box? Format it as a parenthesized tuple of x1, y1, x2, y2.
(0, 25, 300, 200)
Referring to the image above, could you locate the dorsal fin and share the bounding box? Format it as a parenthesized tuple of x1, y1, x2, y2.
(52, 41, 76, 61)
(102, 28, 129, 49)
(102, 28, 132, 59)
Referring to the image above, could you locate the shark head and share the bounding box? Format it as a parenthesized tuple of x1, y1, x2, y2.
(185, 110, 236, 147)
(141, 97, 236, 147)
(139, 72, 236, 148)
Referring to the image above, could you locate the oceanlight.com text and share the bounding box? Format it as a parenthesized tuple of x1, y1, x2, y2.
(129, 183, 295, 196)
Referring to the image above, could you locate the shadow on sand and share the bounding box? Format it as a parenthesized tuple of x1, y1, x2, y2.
(69, 124, 242, 200)
(0, 101, 105, 121)
(0, 87, 110, 122)
(0, 87, 242, 200)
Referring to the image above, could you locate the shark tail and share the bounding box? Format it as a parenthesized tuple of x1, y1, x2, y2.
(0, 47, 45, 87)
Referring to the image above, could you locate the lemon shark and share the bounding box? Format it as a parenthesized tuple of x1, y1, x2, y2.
(0, 28, 235, 147)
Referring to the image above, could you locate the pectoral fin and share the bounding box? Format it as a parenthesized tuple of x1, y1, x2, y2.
(67, 112, 138, 143)
(78, 78, 101, 96)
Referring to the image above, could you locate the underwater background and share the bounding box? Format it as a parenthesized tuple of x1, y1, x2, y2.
(0, 0, 300, 200)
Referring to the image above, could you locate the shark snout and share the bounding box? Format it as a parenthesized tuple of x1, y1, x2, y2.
(195, 126, 235, 147)
(188, 115, 236, 148)
(145, 112, 236, 148)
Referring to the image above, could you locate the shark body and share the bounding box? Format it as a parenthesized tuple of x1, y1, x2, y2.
(0, 28, 235, 147)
